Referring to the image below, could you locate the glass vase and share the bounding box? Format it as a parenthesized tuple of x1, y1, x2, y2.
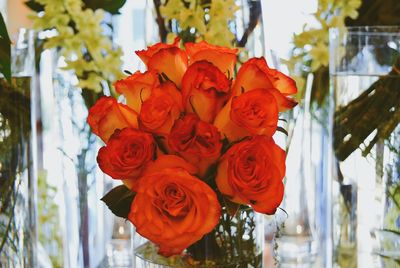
(275, 74, 318, 266)
(133, 207, 264, 268)
(36, 50, 114, 268)
(329, 26, 400, 268)
(0, 28, 38, 267)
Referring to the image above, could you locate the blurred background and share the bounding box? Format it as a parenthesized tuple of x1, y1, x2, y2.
(0, 0, 399, 268)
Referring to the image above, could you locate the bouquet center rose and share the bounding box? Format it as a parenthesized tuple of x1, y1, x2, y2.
(87, 38, 297, 265)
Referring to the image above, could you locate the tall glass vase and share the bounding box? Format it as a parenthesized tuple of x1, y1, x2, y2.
(37, 50, 114, 268)
(0, 28, 38, 267)
(329, 26, 400, 268)
(275, 74, 318, 266)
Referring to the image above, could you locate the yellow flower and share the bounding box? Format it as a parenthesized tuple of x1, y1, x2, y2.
(179, 8, 206, 34)
(160, 0, 238, 47)
(30, 0, 124, 93)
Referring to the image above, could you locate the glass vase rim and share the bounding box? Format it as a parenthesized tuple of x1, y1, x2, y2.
(330, 25, 400, 35)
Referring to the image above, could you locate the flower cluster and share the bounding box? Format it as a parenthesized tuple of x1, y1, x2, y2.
(88, 39, 297, 256)
(160, 0, 238, 46)
(30, 0, 123, 92)
(286, 0, 361, 96)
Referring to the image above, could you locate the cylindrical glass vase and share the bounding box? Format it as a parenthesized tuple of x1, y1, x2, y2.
(134, 207, 264, 268)
(275, 74, 318, 266)
(329, 26, 400, 268)
(0, 28, 38, 267)
(36, 50, 114, 268)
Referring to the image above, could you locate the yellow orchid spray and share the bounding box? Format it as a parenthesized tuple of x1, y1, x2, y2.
(30, 0, 124, 93)
(158, 0, 239, 47)
(286, 0, 362, 104)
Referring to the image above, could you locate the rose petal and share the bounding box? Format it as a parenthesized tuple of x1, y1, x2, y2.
(114, 71, 159, 113)
(147, 47, 188, 88)
(136, 37, 181, 65)
(267, 87, 298, 112)
(185, 41, 238, 76)
(251, 180, 284, 215)
(143, 155, 198, 176)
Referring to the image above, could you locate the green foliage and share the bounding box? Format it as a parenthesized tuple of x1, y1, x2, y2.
(159, 0, 239, 46)
(0, 77, 31, 257)
(0, 12, 11, 82)
(345, 0, 400, 26)
(24, 0, 44, 12)
(286, 0, 362, 105)
(101, 185, 135, 219)
(37, 171, 64, 268)
(25, 0, 126, 14)
(82, 0, 127, 15)
(28, 0, 124, 93)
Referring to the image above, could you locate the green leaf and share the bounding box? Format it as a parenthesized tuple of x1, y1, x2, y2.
(24, 0, 45, 12)
(82, 0, 127, 15)
(277, 126, 288, 136)
(0, 12, 11, 82)
(101, 185, 135, 218)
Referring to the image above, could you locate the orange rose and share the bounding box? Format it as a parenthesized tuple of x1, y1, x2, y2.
(124, 154, 199, 191)
(214, 88, 279, 141)
(87, 96, 138, 142)
(139, 81, 183, 135)
(114, 70, 159, 113)
(136, 38, 187, 87)
(169, 114, 222, 176)
(233, 57, 297, 111)
(97, 128, 156, 190)
(143, 154, 198, 176)
(129, 168, 221, 256)
(185, 41, 238, 76)
(216, 136, 285, 214)
(181, 61, 231, 123)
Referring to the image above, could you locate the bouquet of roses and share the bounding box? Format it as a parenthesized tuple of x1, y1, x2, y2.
(87, 38, 297, 265)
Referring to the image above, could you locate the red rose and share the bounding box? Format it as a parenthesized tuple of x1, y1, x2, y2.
(97, 128, 156, 190)
(129, 168, 221, 256)
(136, 38, 187, 87)
(87, 96, 138, 142)
(114, 71, 159, 113)
(181, 61, 231, 123)
(214, 88, 279, 141)
(169, 114, 222, 176)
(216, 136, 285, 214)
(142, 154, 198, 176)
(139, 81, 183, 135)
(233, 57, 297, 111)
(123, 154, 199, 190)
(185, 41, 238, 76)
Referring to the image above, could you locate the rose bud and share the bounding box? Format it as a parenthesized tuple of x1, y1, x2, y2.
(214, 88, 279, 142)
(185, 41, 238, 77)
(114, 70, 159, 113)
(87, 96, 138, 143)
(216, 136, 286, 215)
(169, 114, 222, 177)
(233, 57, 297, 111)
(136, 37, 188, 87)
(96, 128, 156, 191)
(129, 168, 221, 256)
(139, 81, 183, 136)
(181, 60, 231, 123)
